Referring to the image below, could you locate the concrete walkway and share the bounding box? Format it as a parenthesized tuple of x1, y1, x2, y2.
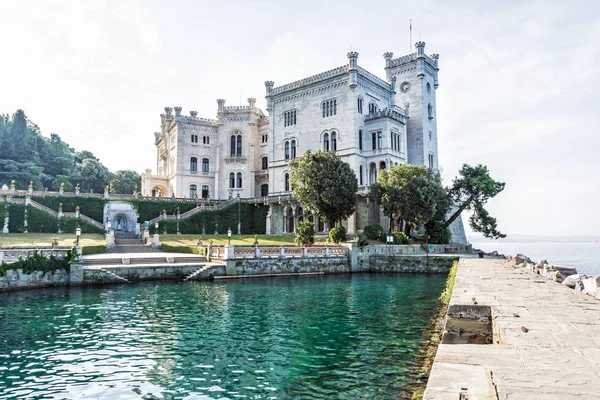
(425, 258, 600, 400)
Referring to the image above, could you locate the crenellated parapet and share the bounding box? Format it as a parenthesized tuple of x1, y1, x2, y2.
(174, 106, 182, 117)
(347, 52, 359, 89)
(190, 110, 198, 118)
(164, 107, 173, 119)
(364, 106, 407, 124)
(217, 99, 225, 113)
(271, 65, 349, 95)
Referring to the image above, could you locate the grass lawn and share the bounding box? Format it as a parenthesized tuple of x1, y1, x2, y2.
(0, 233, 106, 248)
(161, 234, 330, 246)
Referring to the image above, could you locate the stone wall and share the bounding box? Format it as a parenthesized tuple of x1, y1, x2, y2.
(225, 257, 350, 276)
(366, 255, 455, 274)
(0, 267, 75, 291)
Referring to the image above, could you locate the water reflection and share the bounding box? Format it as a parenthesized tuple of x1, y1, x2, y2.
(0, 273, 446, 399)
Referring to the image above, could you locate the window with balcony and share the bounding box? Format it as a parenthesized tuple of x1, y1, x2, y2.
(368, 103, 377, 114)
(261, 184, 269, 196)
(202, 185, 209, 199)
(190, 157, 198, 172)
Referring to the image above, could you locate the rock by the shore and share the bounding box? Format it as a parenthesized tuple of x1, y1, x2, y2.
(515, 254, 532, 264)
(562, 274, 582, 289)
(553, 265, 578, 277)
(579, 277, 600, 295)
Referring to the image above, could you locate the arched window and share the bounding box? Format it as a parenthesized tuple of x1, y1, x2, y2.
(323, 133, 329, 151)
(284, 173, 290, 191)
(371, 131, 377, 150)
(359, 130, 363, 150)
(331, 132, 337, 152)
(190, 157, 198, 172)
(261, 184, 269, 197)
(236, 135, 242, 156)
(428, 103, 433, 119)
(380, 161, 386, 171)
(291, 139, 296, 158)
(202, 158, 209, 173)
(369, 162, 377, 184)
(202, 185, 209, 199)
(189, 184, 197, 198)
(262, 156, 268, 170)
(297, 207, 304, 223)
(236, 172, 243, 188)
(230, 135, 236, 157)
(284, 141, 290, 160)
(359, 165, 363, 185)
(229, 172, 235, 188)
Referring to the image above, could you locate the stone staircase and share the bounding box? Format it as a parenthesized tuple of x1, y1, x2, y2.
(110, 231, 160, 254)
(183, 264, 217, 281)
(147, 197, 241, 225)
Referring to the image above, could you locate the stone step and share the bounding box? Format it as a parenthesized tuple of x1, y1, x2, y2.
(115, 239, 144, 245)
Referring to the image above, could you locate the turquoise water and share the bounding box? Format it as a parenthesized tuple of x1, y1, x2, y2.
(0, 274, 446, 399)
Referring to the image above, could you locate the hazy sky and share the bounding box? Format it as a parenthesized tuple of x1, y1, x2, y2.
(1, 0, 598, 237)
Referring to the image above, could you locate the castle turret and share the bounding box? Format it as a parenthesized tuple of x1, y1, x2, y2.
(264, 81, 274, 112)
(248, 98, 256, 109)
(347, 52, 358, 90)
(431, 53, 440, 88)
(383, 52, 394, 80)
(164, 107, 173, 120)
(415, 41, 426, 80)
(217, 99, 225, 113)
(174, 106, 182, 117)
(390, 76, 397, 107)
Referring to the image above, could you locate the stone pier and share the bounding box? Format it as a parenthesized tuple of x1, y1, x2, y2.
(425, 258, 600, 399)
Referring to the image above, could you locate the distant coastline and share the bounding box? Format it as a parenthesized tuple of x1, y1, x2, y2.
(470, 235, 600, 275)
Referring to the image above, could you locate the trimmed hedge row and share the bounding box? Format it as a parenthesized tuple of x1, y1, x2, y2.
(156, 203, 268, 235)
(161, 244, 207, 256)
(82, 245, 107, 255)
(135, 200, 196, 223)
(33, 196, 106, 222)
(2, 205, 104, 233)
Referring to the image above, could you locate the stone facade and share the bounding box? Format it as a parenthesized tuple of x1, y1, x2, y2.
(142, 42, 466, 242)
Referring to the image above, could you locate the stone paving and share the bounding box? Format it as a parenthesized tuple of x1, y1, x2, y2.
(424, 258, 600, 400)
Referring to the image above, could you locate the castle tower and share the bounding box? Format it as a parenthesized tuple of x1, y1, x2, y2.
(384, 42, 439, 170)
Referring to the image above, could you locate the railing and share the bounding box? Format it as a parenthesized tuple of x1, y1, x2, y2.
(229, 245, 348, 260)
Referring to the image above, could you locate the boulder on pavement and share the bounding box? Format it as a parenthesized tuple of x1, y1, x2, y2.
(563, 274, 582, 289)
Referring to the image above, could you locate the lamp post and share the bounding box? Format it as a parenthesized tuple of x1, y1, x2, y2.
(155, 222, 159, 234)
(76, 227, 81, 246)
(387, 234, 393, 256)
(227, 228, 232, 245)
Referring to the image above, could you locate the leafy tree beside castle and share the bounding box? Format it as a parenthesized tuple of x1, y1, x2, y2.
(109, 170, 141, 194)
(289, 150, 358, 227)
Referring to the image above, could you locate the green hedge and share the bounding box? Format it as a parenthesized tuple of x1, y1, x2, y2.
(154, 203, 267, 235)
(82, 245, 107, 255)
(60, 217, 104, 234)
(135, 200, 196, 223)
(161, 244, 206, 256)
(8, 204, 25, 233)
(27, 206, 58, 232)
(32, 196, 105, 222)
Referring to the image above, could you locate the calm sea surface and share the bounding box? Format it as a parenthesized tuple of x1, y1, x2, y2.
(471, 239, 600, 276)
(0, 274, 446, 399)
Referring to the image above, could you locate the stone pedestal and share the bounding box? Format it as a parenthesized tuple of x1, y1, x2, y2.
(152, 234, 160, 248)
(106, 232, 115, 249)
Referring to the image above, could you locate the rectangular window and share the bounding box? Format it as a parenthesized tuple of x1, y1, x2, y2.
(202, 158, 209, 173)
(371, 132, 376, 150)
(377, 131, 382, 149)
(284, 110, 297, 127)
(203, 136, 210, 144)
(191, 134, 198, 143)
(357, 98, 363, 114)
(323, 99, 337, 118)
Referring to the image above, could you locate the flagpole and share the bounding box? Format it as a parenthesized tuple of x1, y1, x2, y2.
(409, 19, 412, 53)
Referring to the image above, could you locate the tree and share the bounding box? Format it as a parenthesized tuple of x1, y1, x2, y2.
(52, 175, 74, 192)
(41, 133, 75, 181)
(445, 164, 505, 239)
(109, 170, 141, 194)
(295, 220, 315, 246)
(289, 150, 358, 226)
(71, 158, 112, 193)
(371, 165, 447, 235)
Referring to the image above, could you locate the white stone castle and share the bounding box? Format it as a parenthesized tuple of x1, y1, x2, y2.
(142, 42, 459, 237)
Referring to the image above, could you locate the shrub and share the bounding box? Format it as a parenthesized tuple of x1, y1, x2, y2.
(161, 244, 207, 256)
(295, 220, 315, 247)
(392, 230, 412, 245)
(363, 224, 385, 241)
(82, 245, 107, 255)
(0, 251, 70, 276)
(356, 232, 369, 248)
(329, 226, 347, 244)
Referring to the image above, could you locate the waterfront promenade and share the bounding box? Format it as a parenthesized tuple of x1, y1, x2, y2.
(425, 258, 600, 399)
